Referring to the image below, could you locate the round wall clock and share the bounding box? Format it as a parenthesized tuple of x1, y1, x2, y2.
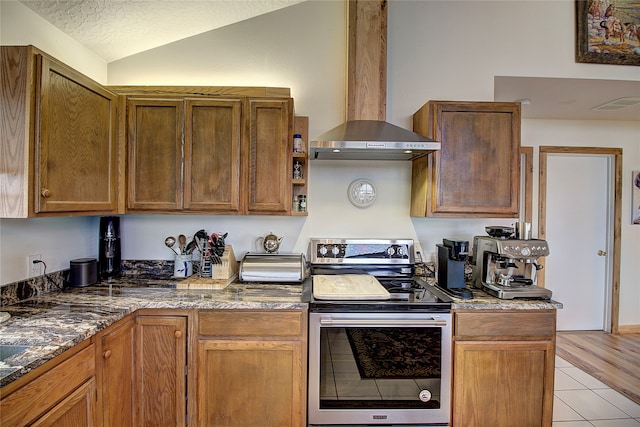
(348, 179, 377, 208)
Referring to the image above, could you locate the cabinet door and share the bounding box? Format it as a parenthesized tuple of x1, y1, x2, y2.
(184, 99, 242, 212)
(197, 339, 305, 427)
(31, 378, 97, 427)
(35, 54, 118, 214)
(246, 98, 293, 214)
(127, 98, 183, 211)
(100, 318, 135, 427)
(136, 315, 187, 427)
(452, 340, 555, 427)
(0, 344, 95, 427)
(411, 101, 520, 217)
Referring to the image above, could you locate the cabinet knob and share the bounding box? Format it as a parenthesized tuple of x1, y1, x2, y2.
(103, 350, 112, 359)
(41, 188, 52, 198)
(174, 330, 183, 338)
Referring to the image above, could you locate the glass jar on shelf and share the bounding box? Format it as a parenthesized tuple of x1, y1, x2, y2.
(293, 160, 303, 179)
(298, 195, 307, 212)
(293, 133, 305, 153)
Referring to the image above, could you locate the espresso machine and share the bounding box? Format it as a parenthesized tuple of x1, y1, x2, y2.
(471, 232, 552, 300)
(437, 239, 473, 299)
(99, 216, 121, 279)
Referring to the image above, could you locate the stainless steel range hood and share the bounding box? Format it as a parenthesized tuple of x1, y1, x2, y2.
(310, 120, 440, 160)
(310, 1, 440, 161)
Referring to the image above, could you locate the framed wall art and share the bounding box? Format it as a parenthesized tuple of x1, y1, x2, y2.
(633, 171, 640, 224)
(575, 0, 640, 65)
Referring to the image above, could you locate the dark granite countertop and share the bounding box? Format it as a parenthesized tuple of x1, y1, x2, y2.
(449, 288, 563, 310)
(0, 274, 561, 389)
(0, 277, 305, 388)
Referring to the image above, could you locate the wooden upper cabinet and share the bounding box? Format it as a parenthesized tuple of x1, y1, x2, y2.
(246, 98, 293, 215)
(411, 101, 521, 218)
(0, 46, 118, 217)
(123, 94, 294, 215)
(184, 99, 242, 213)
(126, 98, 183, 211)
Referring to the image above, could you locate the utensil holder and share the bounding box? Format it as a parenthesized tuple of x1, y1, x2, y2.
(174, 254, 193, 278)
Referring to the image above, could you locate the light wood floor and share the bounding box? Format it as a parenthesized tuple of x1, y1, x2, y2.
(556, 331, 640, 404)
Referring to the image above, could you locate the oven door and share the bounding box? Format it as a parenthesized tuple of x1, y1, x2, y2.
(308, 312, 451, 426)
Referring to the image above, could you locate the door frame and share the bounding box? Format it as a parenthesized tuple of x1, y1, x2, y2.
(521, 146, 534, 223)
(538, 146, 622, 334)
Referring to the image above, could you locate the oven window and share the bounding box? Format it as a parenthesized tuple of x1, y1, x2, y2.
(319, 326, 442, 409)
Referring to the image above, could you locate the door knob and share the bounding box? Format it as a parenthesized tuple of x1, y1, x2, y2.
(597, 250, 607, 256)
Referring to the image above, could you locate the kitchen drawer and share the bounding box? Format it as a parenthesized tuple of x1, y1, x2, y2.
(454, 310, 556, 341)
(0, 343, 95, 426)
(198, 310, 305, 338)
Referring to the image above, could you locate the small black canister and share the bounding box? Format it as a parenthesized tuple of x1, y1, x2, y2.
(70, 258, 98, 287)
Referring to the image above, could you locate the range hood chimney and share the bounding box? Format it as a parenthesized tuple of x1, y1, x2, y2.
(310, 0, 440, 161)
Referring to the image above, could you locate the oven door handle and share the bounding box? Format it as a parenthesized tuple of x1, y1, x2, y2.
(319, 316, 448, 327)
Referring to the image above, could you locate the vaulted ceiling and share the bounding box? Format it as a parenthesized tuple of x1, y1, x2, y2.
(17, 0, 640, 121)
(19, 0, 306, 62)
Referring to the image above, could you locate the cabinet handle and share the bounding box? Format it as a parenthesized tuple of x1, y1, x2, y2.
(103, 350, 112, 359)
(174, 330, 183, 338)
(41, 188, 52, 198)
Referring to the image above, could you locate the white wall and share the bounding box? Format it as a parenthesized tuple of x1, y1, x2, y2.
(0, 0, 107, 82)
(1, 0, 638, 327)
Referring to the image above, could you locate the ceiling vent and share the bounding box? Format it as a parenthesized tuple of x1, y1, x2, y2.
(591, 97, 640, 111)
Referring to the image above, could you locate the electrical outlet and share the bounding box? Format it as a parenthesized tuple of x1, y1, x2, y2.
(27, 254, 42, 277)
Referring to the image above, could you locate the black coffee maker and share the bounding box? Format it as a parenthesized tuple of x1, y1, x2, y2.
(436, 238, 472, 299)
(99, 216, 121, 279)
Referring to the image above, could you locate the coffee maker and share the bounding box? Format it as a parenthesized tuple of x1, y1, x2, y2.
(471, 232, 552, 299)
(99, 216, 121, 279)
(436, 239, 472, 299)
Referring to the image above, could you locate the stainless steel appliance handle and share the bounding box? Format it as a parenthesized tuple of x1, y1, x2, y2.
(319, 316, 447, 327)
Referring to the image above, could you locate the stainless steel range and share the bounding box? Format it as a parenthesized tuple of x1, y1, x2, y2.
(304, 238, 452, 426)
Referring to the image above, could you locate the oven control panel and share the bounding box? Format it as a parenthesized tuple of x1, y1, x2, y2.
(309, 238, 414, 264)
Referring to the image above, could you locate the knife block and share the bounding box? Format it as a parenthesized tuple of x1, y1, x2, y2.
(210, 245, 238, 280)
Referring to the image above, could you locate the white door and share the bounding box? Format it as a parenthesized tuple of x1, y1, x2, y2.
(545, 154, 611, 331)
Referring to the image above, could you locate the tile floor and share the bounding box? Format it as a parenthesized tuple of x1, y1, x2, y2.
(553, 356, 640, 426)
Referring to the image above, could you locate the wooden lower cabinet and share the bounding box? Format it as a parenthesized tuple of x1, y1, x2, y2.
(31, 378, 97, 427)
(0, 343, 97, 427)
(136, 314, 188, 427)
(98, 315, 136, 427)
(196, 309, 307, 427)
(97, 312, 188, 427)
(452, 310, 556, 427)
(1, 309, 307, 427)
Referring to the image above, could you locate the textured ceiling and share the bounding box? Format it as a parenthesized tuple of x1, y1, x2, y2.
(17, 0, 640, 121)
(19, 0, 306, 62)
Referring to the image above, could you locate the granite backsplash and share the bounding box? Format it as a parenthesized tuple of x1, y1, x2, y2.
(1, 260, 175, 306)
